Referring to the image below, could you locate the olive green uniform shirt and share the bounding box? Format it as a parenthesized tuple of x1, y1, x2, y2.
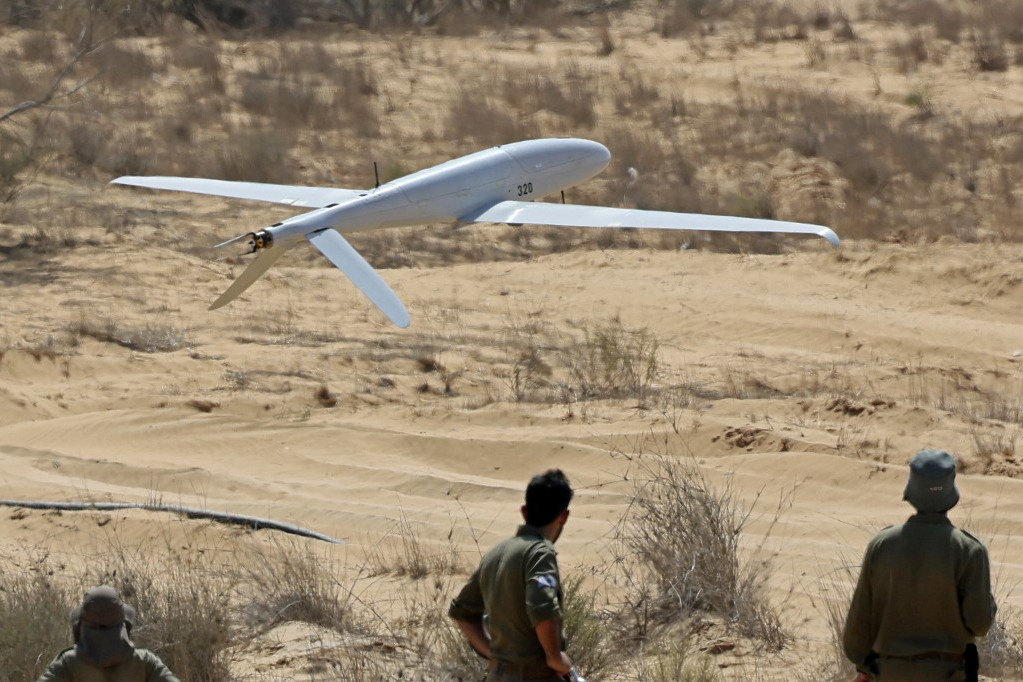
(843, 513, 997, 673)
(449, 524, 564, 665)
(37, 647, 180, 682)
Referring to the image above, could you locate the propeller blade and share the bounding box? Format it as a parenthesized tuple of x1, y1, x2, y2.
(209, 246, 289, 310)
(213, 232, 252, 250)
(306, 228, 410, 328)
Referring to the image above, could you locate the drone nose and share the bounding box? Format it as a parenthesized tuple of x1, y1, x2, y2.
(587, 141, 611, 173)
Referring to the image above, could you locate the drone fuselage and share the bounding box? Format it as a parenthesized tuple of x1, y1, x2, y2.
(261, 138, 612, 248)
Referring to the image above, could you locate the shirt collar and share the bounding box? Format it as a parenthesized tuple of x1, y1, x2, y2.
(516, 524, 547, 540)
(908, 512, 952, 525)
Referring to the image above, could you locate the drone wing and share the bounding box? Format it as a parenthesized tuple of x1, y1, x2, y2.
(461, 200, 840, 247)
(111, 176, 366, 208)
(306, 229, 410, 328)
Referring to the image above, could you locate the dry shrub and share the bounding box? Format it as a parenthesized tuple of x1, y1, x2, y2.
(629, 638, 722, 682)
(19, 29, 57, 61)
(888, 32, 928, 73)
(0, 556, 75, 682)
(0, 130, 39, 203)
(370, 512, 467, 580)
(612, 448, 787, 649)
(981, 610, 1023, 678)
(0, 60, 37, 105)
(210, 127, 295, 183)
(446, 88, 529, 146)
(979, 0, 1023, 44)
(70, 314, 192, 353)
(562, 318, 660, 403)
(239, 77, 333, 129)
(170, 39, 224, 93)
(870, 0, 963, 43)
(614, 68, 660, 117)
(561, 576, 614, 679)
(239, 540, 357, 633)
(67, 120, 109, 167)
(751, 2, 806, 43)
(503, 69, 597, 129)
(89, 41, 159, 85)
(98, 126, 157, 177)
(800, 559, 859, 681)
(972, 31, 1009, 71)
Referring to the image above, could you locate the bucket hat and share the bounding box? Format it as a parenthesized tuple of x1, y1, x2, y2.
(903, 449, 960, 513)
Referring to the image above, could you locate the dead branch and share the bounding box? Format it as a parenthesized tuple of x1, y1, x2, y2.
(0, 24, 103, 125)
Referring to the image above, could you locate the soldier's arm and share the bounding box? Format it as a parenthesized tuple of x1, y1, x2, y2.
(449, 568, 491, 659)
(960, 543, 997, 637)
(35, 650, 72, 682)
(143, 650, 182, 682)
(843, 545, 876, 673)
(524, 544, 572, 674)
(454, 617, 493, 661)
(535, 618, 572, 675)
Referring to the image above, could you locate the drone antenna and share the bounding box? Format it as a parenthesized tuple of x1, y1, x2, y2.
(373, 161, 380, 189)
(561, 190, 565, 204)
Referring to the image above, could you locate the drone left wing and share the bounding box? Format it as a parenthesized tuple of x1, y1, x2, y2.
(111, 177, 366, 208)
(462, 200, 840, 247)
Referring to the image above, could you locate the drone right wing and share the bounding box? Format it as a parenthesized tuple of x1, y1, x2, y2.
(461, 200, 840, 247)
(111, 177, 366, 208)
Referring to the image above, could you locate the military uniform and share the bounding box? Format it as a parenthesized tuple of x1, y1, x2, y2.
(449, 524, 565, 681)
(37, 647, 180, 682)
(843, 513, 997, 681)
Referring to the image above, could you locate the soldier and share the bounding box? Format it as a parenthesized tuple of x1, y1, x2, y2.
(37, 585, 179, 682)
(449, 469, 582, 681)
(843, 449, 997, 682)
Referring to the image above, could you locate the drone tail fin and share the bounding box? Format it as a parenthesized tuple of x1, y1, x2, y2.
(209, 245, 290, 310)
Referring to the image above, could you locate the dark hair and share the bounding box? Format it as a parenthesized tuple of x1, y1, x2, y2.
(524, 469, 573, 527)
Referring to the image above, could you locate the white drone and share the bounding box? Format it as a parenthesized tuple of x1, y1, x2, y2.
(112, 138, 839, 328)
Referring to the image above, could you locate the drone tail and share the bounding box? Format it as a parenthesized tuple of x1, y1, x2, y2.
(209, 245, 290, 310)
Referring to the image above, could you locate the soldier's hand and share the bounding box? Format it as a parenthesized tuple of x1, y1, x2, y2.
(853, 673, 873, 682)
(546, 651, 572, 676)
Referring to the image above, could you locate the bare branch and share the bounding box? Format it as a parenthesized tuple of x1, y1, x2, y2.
(0, 22, 104, 124)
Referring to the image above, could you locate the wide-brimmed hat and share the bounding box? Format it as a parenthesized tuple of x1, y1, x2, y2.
(70, 586, 136, 667)
(903, 449, 960, 513)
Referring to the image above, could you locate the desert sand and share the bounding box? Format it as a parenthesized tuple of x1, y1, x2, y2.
(2, 2, 1022, 679)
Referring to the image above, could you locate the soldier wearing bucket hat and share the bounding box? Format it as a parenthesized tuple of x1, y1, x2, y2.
(843, 450, 997, 682)
(37, 585, 179, 682)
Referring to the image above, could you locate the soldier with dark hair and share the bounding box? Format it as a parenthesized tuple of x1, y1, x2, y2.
(449, 469, 582, 681)
(844, 450, 997, 682)
(37, 585, 179, 682)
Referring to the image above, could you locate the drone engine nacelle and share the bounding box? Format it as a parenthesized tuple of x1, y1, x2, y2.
(249, 229, 274, 251)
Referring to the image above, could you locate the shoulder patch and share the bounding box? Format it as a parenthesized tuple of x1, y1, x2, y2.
(535, 574, 558, 589)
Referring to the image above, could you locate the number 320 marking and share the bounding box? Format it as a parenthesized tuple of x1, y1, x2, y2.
(517, 182, 533, 197)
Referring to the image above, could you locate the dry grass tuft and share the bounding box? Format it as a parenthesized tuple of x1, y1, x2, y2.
(612, 447, 787, 649)
(239, 540, 357, 633)
(70, 314, 192, 353)
(563, 318, 660, 403)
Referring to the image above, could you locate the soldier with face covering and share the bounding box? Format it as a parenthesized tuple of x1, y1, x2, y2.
(37, 586, 179, 682)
